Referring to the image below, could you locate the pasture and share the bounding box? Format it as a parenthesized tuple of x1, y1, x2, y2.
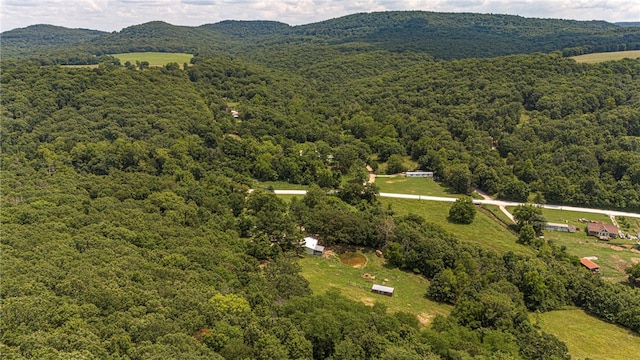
(375, 176, 455, 197)
(571, 50, 640, 63)
(381, 198, 532, 255)
(535, 309, 640, 360)
(298, 249, 452, 324)
(544, 230, 639, 281)
(111, 52, 194, 67)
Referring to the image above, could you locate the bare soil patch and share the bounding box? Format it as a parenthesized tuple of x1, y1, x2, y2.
(385, 179, 407, 184)
(417, 312, 435, 326)
(339, 252, 367, 268)
(632, 258, 640, 264)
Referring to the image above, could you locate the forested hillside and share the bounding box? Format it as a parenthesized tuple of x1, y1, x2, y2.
(2, 10, 640, 360)
(3, 11, 640, 61)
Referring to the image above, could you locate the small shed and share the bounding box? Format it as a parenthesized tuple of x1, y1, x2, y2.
(303, 237, 324, 256)
(371, 284, 394, 297)
(580, 258, 600, 273)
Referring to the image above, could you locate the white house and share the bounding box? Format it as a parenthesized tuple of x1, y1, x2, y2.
(303, 237, 324, 256)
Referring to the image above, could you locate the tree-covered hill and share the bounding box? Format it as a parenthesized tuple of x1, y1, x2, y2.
(3, 11, 640, 61)
(0, 24, 106, 58)
(3, 22, 640, 358)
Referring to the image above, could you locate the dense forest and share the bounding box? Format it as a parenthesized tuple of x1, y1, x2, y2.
(2, 10, 640, 359)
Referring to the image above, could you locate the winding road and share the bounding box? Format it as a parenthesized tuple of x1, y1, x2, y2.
(271, 190, 640, 219)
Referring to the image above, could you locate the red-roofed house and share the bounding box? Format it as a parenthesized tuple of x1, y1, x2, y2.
(580, 258, 600, 273)
(586, 221, 618, 240)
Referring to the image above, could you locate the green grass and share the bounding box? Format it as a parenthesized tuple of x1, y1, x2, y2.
(571, 50, 640, 63)
(545, 230, 639, 281)
(256, 181, 310, 190)
(111, 52, 194, 67)
(382, 198, 532, 255)
(534, 309, 640, 360)
(375, 176, 455, 197)
(481, 204, 515, 225)
(299, 249, 452, 324)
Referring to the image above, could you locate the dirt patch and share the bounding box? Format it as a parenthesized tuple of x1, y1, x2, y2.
(362, 273, 376, 280)
(417, 312, 435, 326)
(339, 252, 367, 268)
(632, 258, 640, 264)
(611, 255, 630, 273)
(611, 245, 625, 251)
(322, 249, 336, 259)
(361, 297, 375, 306)
(385, 179, 407, 184)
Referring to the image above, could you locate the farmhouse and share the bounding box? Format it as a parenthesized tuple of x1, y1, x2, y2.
(303, 237, 324, 256)
(580, 258, 600, 273)
(545, 222, 577, 233)
(371, 284, 394, 296)
(586, 221, 619, 240)
(405, 171, 434, 178)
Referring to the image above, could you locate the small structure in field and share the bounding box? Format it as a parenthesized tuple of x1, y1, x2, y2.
(303, 237, 324, 256)
(545, 222, 577, 233)
(371, 284, 394, 297)
(586, 221, 619, 240)
(405, 171, 434, 178)
(580, 258, 600, 273)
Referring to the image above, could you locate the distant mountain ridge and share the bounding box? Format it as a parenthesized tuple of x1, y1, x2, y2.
(2, 11, 640, 61)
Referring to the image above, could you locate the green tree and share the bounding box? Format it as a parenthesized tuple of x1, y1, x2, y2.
(386, 154, 407, 175)
(512, 205, 547, 235)
(448, 196, 476, 224)
(517, 224, 536, 246)
(626, 263, 640, 287)
(444, 163, 473, 195)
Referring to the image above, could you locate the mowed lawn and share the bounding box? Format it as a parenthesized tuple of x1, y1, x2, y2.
(111, 52, 194, 67)
(535, 309, 640, 360)
(381, 198, 532, 255)
(571, 50, 640, 63)
(375, 176, 457, 197)
(298, 249, 452, 324)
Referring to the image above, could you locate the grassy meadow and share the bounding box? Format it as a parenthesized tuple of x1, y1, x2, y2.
(111, 52, 194, 67)
(545, 230, 639, 281)
(571, 50, 640, 63)
(298, 249, 452, 324)
(535, 309, 640, 360)
(381, 198, 532, 255)
(375, 176, 456, 197)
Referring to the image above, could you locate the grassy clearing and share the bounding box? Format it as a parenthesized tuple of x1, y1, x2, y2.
(571, 50, 640, 63)
(299, 249, 452, 323)
(375, 177, 455, 197)
(111, 52, 193, 67)
(382, 198, 532, 255)
(545, 230, 639, 281)
(256, 181, 310, 190)
(481, 204, 515, 225)
(617, 216, 640, 234)
(534, 309, 640, 360)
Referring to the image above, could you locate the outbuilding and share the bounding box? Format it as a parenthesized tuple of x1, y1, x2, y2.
(405, 171, 434, 178)
(371, 284, 394, 297)
(303, 237, 324, 256)
(580, 258, 600, 273)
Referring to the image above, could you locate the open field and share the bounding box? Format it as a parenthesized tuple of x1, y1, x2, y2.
(545, 230, 639, 281)
(381, 198, 532, 255)
(111, 52, 193, 67)
(481, 204, 515, 226)
(535, 309, 640, 360)
(375, 176, 456, 197)
(299, 249, 452, 324)
(505, 206, 612, 227)
(571, 50, 640, 63)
